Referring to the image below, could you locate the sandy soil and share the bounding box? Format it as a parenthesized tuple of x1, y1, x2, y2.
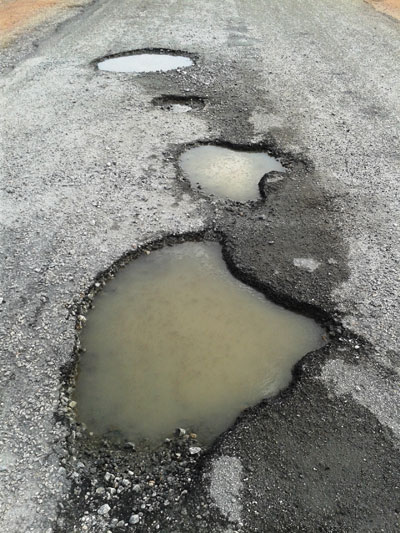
(366, 0, 400, 20)
(0, 0, 87, 46)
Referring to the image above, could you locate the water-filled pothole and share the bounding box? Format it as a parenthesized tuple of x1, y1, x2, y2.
(97, 52, 194, 73)
(179, 145, 285, 201)
(74, 242, 325, 446)
(152, 95, 206, 113)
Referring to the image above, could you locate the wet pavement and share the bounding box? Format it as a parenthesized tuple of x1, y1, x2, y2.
(0, 0, 399, 532)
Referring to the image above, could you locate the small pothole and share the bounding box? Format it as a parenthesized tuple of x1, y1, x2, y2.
(97, 51, 194, 73)
(152, 95, 206, 113)
(179, 144, 285, 202)
(73, 241, 325, 447)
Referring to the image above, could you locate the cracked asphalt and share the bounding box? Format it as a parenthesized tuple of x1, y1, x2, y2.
(1, 0, 399, 531)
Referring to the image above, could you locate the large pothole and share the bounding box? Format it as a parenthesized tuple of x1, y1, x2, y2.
(73, 241, 324, 447)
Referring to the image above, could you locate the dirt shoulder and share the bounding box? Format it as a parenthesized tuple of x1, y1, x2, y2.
(366, 0, 400, 20)
(0, 0, 91, 47)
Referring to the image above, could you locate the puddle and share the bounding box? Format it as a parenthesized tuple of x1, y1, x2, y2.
(97, 53, 193, 73)
(171, 104, 191, 113)
(179, 145, 285, 201)
(75, 242, 324, 445)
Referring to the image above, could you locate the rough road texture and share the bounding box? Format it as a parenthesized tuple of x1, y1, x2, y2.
(1, 0, 399, 532)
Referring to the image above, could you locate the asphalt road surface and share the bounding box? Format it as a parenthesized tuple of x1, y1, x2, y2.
(1, 0, 399, 531)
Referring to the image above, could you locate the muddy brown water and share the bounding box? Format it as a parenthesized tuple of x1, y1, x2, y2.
(179, 145, 285, 201)
(75, 242, 325, 445)
(97, 53, 193, 73)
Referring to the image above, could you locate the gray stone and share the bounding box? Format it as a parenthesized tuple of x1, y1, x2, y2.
(189, 447, 202, 455)
(129, 514, 140, 525)
(98, 504, 111, 516)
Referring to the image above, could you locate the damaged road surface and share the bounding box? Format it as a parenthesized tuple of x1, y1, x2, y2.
(1, 0, 399, 532)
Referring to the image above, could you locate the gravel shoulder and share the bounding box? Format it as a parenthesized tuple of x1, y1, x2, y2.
(1, 0, 399, 531)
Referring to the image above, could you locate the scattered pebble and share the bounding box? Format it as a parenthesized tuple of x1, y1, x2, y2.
(189, 447, 201, 455)
(129, 514, 140, 525)
(97, 503, 110, 515)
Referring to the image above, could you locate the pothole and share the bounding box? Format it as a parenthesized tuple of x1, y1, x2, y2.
(74, 241, 325, 447)
(97, 51, 194, 73)
(179, 144, 285, 201)
(152, 95, 206, 113)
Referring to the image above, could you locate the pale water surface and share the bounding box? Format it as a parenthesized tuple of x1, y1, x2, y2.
(97, 53, 193, 73)
(180, 145, 284, 201)
(75, 243, 324, 445)
(171, 103, 192, 113)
